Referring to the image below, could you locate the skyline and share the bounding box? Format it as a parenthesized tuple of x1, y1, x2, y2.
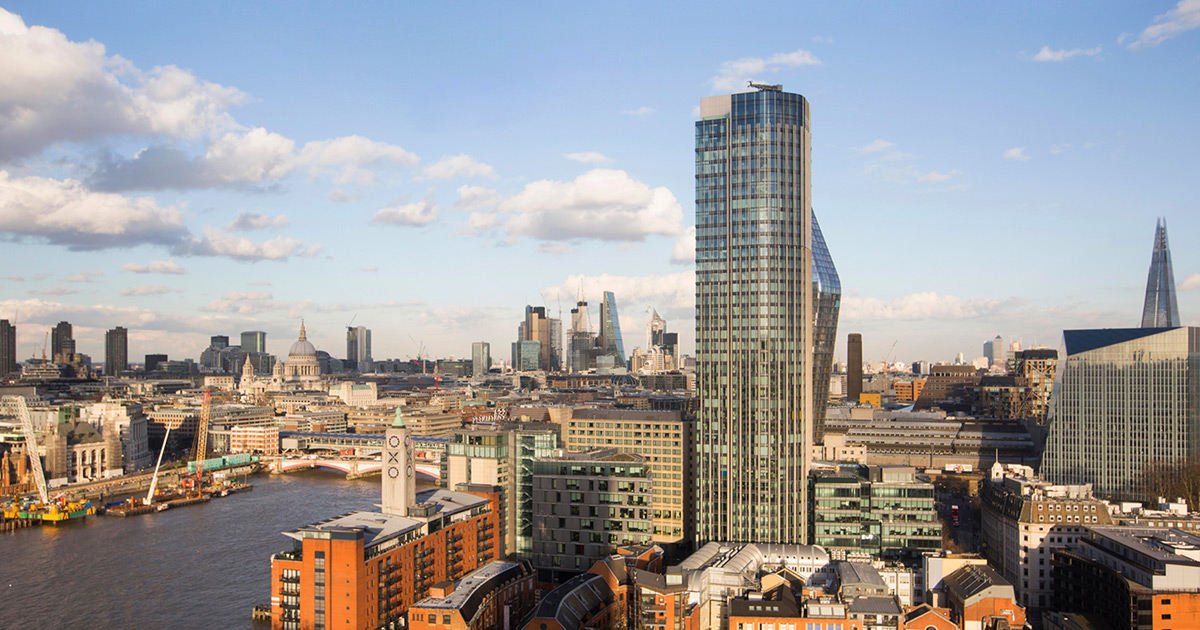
(2, 2, 1200, 364)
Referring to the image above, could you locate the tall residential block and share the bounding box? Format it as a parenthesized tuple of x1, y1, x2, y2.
(51, 320, 74, 362)
(104, 326, 128, 377)
(0, 319, 15, 376)
(695, 85, 814, 544)
(1041, 327, 1200, 501)
(241, 330, 267, 354)
(847, 334, 863, 404)
(1141, 218, 1180, 328)
(470, 342, 490, 378)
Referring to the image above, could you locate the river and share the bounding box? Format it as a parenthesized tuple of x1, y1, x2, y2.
(0, 471, 429, 629)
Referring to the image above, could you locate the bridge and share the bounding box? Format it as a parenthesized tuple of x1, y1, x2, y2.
(269, 456, 440, 481)
(279, 431, 447, 460)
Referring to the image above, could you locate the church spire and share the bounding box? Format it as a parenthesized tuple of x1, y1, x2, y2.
(298, 318, 307, 341)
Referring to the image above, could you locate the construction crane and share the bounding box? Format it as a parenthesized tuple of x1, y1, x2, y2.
(192, 389, 212, 477)
(145, 419, 174, 504)
(2, 395, 48, 504)
(882, 340, 899, 371)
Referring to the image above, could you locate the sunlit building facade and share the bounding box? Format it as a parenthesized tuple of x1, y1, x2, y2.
(1041, 327, 1200, 500)
(695, 85, 815, 544)
(811, 211, 841, 442)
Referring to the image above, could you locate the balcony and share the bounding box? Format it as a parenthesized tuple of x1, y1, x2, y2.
(273, 550, 302, 562)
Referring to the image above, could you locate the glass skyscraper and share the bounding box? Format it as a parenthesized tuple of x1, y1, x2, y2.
(811, 210, 841, 443)
(1141, 218, 1180, 328)
(695, 85, 815, 544)
(1041, 326, 1200, 500)
(597, 291, 626, 368)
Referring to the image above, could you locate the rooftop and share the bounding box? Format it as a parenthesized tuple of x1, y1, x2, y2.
(284, 488, 487, 548)
(413, 561, 530, 624)
(528, 573, 614, 629)
(1087, 526, 1200, 565)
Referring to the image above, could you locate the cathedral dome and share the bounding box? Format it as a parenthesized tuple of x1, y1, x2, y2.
(288, 320, 317, 358)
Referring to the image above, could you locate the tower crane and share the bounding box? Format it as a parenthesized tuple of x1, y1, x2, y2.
(192, 389, 212, 480)
(2, 395, 48, 504)
(882, 340, 898, 371)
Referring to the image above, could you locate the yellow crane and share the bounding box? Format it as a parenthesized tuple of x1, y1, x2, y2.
(193, 389, 212, 476)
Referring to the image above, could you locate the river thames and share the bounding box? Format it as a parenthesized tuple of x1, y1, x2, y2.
(0, 471, 424, 629)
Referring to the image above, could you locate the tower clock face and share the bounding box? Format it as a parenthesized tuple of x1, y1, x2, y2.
(387, 466, 400, 478)
(388, 435, 401, 448)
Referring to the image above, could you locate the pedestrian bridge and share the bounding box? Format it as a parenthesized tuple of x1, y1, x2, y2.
(271, 457, 440, 480)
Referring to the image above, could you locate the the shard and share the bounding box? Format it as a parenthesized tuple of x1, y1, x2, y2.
(1140, 217, 1180, 328)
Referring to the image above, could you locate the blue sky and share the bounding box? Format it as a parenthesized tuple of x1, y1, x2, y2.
(1, 1, 1198, 365)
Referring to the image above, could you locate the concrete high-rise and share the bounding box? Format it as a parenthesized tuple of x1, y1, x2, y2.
(1141, 218, 1181, 328)
(695, 84, 815, 544)
(471, 341, 490, 378)
(847, 333, 863, 403)
(240, 330, 266, 354)
(0, 319, 15, 376)
(984, 335, 1005, 368)
(51, 321, 74, 362)
(345, 325, 371, 371)
(1041, 327, 1200, 500)
(104, 326, 128, 377)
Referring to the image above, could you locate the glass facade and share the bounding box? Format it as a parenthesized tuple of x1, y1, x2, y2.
(811, 210, 841, 442)
(1141, 218, 1181, 328)
(695, 87, 814, 544)
(597, 291, 626, 368)
(1041, 327, 1200, 500)
(810, 469, 941, 558)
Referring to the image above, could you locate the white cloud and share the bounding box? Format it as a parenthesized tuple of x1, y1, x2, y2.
(63, 271, 102, 283)
(462, 211, 501, 234)
(564, 151, 612, 164)
(671, 226, 696, 264)
(917, 169, 960, 183)
(812, 35, 835, 44)
(327, 189, 360, 203)
(200, 291, 276, 314)
(175, 227, 320, 262)
(371, 194, 438, 227)
(1180, 273, 1200, 291)
(499, 169, 684, 242)
(1003, 147, 1031, 161)
(0, 8, 243, 162)
(418, 154, 495, 180)
(1032, 45, 1101, 62)
(120, 285, 178, 296)
(842, 292, 1017, 321)
(1050, 143, 1071, 155)
(296, 135, 418, 184)
(537, 243, 575, 255)
(225, 210, 289, 231)
(30, 286, 78, 296)
(710, 49, 821, 91)
(122, 259, 187, 274)
(1126, 0, 1200, 49)
(453, 185, 501, 212)
(0, 170, 187, 250)
(855, 139, 896, 154)
(622, 106, 655, 116)
(543, 272, 695, 318)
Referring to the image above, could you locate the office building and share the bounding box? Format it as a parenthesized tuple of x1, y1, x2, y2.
(1011, 349, 1058, 423)
(1052, 526, 1200, 629)
(515, 306, 559, 372)
(345, 326, 371, 372)
(530, 449, 652, 582)
(847, 333, 863, 404)
(51, 320, 75, 362)
(470, 342, 490, 378)
(695, 85, 815, 544)
(442, 424, 559, 556)
(1041, 327, 1200, 501)
(104, 326, 128, 377)
(0, 319, 15, 376)
(596, 292, 626, 368)
(510, 340, 540, 372)
(811, 465, 941, 559)
(565, 409, 693, 545)
(984, 335, 1005, 368)
(940, 564, 1027, 630)
(1141, 218, 1180, 328)
(144, 353, 167, 373)
(241, 330, 267, 354)
(269, 418, 500, 630)
(980, 464, 1114, 610)
(210, 334, 229, 350)
(408, 560, 535, 630)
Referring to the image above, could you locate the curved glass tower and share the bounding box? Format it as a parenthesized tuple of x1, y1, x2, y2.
(811, 210, 841, 444)
(695, 86, 814, 544)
